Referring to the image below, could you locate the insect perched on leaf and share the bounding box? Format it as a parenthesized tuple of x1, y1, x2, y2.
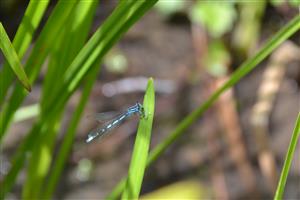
(86, 102, 144, 143)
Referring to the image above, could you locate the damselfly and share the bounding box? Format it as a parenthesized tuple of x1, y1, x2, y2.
(86, 102, 144, 143)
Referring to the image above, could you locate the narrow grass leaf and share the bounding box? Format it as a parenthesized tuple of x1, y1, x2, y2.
(0, 123, 41, 199)
(44, 66, 99, 199)
(0, 1, 77, 197)
(22, 119, 58, 199)
(106, 14, 300, 200)
(146, 11, 300, 166)
(42, 0, 158, 113)
(0, 1, 76, 141)
(122, 78, 155, 199)
(0, 0, 49, 105)
(22, 2, 99, 199)
(274, 112, 300, 200)
(41, 0, 98, 103)
(0, 1, 157, 198)
(0, 23, 31, 91)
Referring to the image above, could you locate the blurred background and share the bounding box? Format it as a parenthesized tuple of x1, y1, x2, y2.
(0, 0, 299, 199)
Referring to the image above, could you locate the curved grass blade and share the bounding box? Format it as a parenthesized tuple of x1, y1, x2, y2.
(0, 1, 158, 198)
(22, 2, 99, 199)
(41, 0, 158, 113)
(0, 1, 77, 198)
(121, 78, 155, 199)
(0, 123, 41, 199)
(22, 120, 58, 199)
(43, 67, 99, 199)
(106, 14, 300, 200)
(0, 0, 77, 142)
(41, 0, 98, 104)
(274, 113, 300, 200)
(0, 23, 31, 92)
(0, 0, 49, 105)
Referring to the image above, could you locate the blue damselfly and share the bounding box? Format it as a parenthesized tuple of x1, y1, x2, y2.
(86, 102, 144, 143)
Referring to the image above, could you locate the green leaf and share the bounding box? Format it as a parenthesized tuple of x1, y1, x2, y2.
(0, 123, 41, 199)
(43, 66, 99, 199)
(190, 1, 236, 37)
(0, 23, 31, 92)
(106, 14, 300, 200)
(22, 1, 99, 199)
(0, 0, 49, 104)
(0, 1, 158, 198)
(147, 9, 300, 184)
(274, 112, 300, 199)
(0, 0, 77, 142)
(0, 1, 77, 197)
(42, 0, 98, 103)
(122, 78, 155, 199)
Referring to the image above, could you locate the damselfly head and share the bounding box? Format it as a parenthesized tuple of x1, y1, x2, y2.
(136, 102, 145, 118)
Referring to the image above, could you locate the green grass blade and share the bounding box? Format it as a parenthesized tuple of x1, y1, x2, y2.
(0, 0, 76, 141)
(146, 12, 300, 166)
(25, 2, 157, 197)
(22, 2, 99, 199)
(0, 1, 157, 198)
(38, 0, 135, 112)
(0, 1, 77, 197)
(41, 0, 98, 103)
(42, 0, 158, 113)
(121, 78, 155, 199)
(0, 23, 31, 91)
(0, 0, 49, 104)
(274, 113, 300, 200)
(0, 123, 41, 199)
(106, 14, 300, 200)
(22, 119, 58, 199)
(43, 67, 99, 199)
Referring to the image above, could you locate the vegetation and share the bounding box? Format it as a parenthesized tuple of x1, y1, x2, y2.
(0, 1, 299, 199)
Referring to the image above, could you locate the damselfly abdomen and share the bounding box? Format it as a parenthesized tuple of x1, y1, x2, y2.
(86, 102, 144, 143)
